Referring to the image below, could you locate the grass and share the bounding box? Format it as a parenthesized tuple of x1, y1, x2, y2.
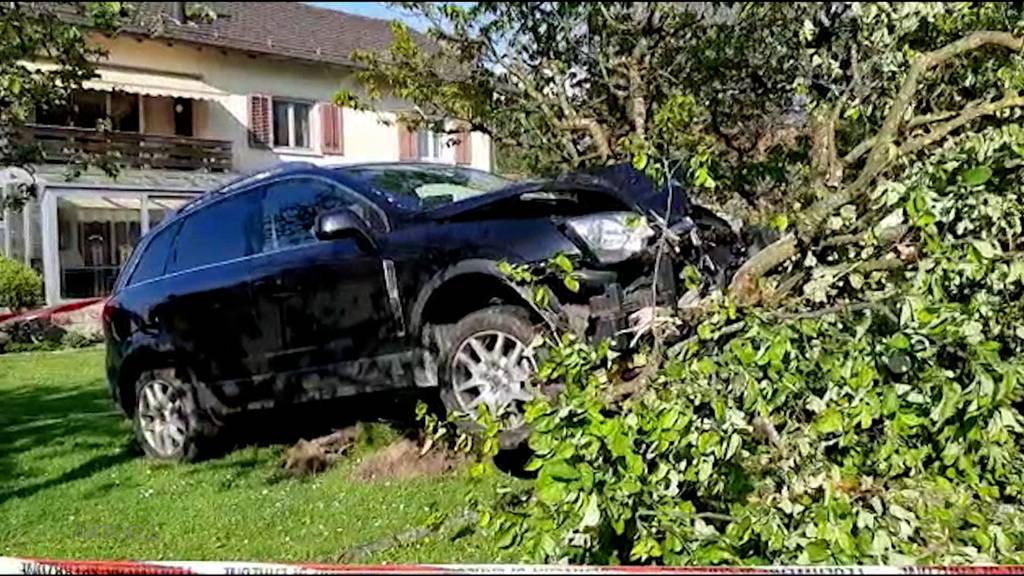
(0, 347, 514, 563)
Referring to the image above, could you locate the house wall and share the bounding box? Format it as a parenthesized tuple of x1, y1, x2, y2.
(90, 35, 492, 173)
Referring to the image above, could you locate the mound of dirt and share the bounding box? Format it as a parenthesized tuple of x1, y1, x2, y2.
(354, 438, 468, 481)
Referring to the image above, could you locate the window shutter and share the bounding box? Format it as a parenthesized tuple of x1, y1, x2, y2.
(247, 94, 271, 148)
(320, 103, 343, 155)
(398, 123, 417, 160)
(454, 130, 471, 165)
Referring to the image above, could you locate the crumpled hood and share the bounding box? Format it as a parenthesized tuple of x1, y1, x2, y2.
(419, 163, 690, 222)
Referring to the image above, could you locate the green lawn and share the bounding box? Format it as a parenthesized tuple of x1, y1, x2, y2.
(0, 348, 509, 563)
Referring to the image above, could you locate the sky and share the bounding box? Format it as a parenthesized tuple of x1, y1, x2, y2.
(306, 2, 432, 31)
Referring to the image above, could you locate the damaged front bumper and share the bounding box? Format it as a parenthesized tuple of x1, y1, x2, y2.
(552, 258, 679, 350)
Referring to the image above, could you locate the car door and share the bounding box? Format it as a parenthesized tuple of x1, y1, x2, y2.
(153, 188, 265, 394)
(249, 175, 405, 395)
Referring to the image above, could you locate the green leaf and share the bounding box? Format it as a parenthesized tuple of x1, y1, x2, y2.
(536, 479, 566, 505)
(563, 275, 580, 293)
(970, 239, 999, 259)
(805, 540, 830, 563)
(961, 165, 992, 186)
(579, 495, 601, 529)
(543, 459, 579, 482)
(814, 409, 843, 434)
(533, 286, 550, 308)
(550, 253, 574, 274)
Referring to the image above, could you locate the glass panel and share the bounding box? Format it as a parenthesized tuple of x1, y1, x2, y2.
(7, 206, 24, 264)
(148, 196, 192, 229)
(168, 190, 262, 273)
(110, 92, 139, 132)
(130, 220, 180, 285)
(293, 102, 310, 148)
(34, 98, 73, 126)
(416, 130, 430, 158)
(73, 90, 107, 129)
(27, 199, 42, 274)
(174, 98, 194, 137)
(273, 100, 291, 147)
(58, 196, 142, 299)
(262, 178, 362, 251)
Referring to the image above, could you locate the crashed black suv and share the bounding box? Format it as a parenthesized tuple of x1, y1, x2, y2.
(103, 161, 740, 460)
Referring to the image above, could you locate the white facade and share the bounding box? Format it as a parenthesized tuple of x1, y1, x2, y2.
(85, 34, 491, 171)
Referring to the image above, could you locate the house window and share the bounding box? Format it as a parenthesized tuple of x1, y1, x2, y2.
(34, 89, 140, 132)
(416, 129, 443, 160)
(272, 99, 311, 149)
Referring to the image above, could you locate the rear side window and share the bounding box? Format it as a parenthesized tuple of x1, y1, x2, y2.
(128, 221, 180, 285)
(168, 189, 263, 273)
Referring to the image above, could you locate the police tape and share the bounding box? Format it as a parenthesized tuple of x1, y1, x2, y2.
(4, 557, 1024, 575)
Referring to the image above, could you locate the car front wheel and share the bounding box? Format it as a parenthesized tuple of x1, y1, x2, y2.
(439, 306, 539, 447)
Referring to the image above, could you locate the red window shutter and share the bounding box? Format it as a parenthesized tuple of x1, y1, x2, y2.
(398, 123, 417, 160)
(248, 94, 271, 148)
(320, 103, 343, 155)
(454, 130, 471, 165)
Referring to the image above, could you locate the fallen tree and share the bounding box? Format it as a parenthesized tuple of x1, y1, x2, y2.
(351, 2, 1024, 564)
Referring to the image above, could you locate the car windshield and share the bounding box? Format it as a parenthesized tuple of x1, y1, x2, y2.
(343, 165, 512, 210)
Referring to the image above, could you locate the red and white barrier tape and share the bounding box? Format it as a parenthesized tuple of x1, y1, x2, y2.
(4, 557, 1024, 576)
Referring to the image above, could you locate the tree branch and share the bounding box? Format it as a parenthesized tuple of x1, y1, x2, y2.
(899, 93, 1024, 156)
(562, 117, 613, 162)
(728, 233, 799, 303)
(802, 31, 1024, 241)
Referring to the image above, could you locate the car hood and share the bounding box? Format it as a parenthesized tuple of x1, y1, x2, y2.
(418, 164, 689, 222)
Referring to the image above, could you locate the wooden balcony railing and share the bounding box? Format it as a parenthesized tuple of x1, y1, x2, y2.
(22, 124, 233, 172)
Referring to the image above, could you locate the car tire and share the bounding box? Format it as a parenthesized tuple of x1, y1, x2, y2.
(132, 368, 206, 462)
(439, 305, 539, 449)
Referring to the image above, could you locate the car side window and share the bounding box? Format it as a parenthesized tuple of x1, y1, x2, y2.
(128, 220, 181, 285)
(261, 176, 385, 252)
(167, 189, 263, 273)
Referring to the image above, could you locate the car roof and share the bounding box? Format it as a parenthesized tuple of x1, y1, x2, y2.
(177, 161, 498, 217)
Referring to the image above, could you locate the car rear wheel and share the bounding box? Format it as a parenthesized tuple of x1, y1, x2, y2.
(133, 368, 203, 462)
(439, 306, 539, 447)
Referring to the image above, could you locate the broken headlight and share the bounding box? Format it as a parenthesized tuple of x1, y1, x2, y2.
(565, 212, 655, 264)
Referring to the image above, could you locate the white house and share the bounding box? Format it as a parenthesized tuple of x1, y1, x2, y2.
(0, 2, 491, 305)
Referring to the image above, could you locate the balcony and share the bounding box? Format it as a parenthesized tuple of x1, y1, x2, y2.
(23, 124, 233, 172)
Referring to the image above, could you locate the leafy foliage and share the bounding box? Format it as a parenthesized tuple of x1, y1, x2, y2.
(478, 123, 1024, 565)
(0, 257, 41, 312)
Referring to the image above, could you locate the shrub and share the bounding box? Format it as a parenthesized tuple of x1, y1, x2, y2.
(0, 257, 41, 312)
(60, 330, 95, 349)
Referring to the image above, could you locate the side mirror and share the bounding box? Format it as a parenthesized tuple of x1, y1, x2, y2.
(314, 207, 378, 251)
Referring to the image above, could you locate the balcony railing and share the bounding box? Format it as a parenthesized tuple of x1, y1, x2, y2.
(22, 124, 233, 172)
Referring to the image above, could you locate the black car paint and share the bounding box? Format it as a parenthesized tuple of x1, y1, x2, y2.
(103, 162, 735, 420)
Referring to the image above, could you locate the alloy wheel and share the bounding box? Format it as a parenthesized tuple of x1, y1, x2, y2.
(450, 329, 537, 428)
(137, 379, 193, 458)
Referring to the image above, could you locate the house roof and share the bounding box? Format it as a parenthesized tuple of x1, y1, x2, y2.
(53, 2, 413, 68)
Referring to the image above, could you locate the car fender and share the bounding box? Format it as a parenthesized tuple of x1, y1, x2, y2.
(408, 258, 558, 336)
